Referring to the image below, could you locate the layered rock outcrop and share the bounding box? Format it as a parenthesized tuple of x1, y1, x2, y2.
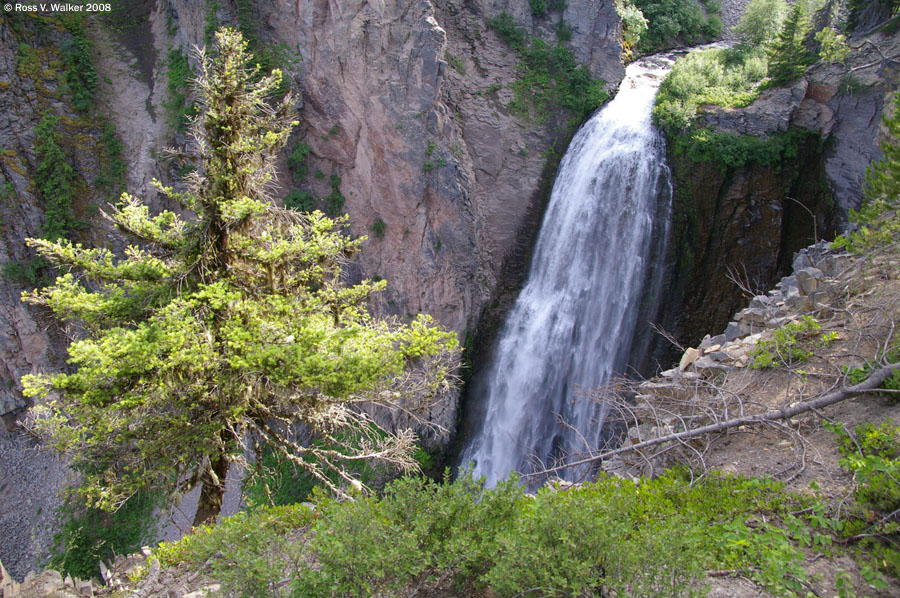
(659, 28, 900, 352)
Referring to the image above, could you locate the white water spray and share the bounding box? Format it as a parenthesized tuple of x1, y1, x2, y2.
(459, 55, 676, 486)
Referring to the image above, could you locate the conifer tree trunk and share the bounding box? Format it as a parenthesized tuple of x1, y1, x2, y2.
(193, 451, 230, 528)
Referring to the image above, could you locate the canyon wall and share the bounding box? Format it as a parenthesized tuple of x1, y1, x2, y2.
(0, 0, 624, 578)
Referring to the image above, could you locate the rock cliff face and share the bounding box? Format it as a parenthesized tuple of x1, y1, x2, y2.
(0, 0, 623, 578)
(658, 28, 900, 352)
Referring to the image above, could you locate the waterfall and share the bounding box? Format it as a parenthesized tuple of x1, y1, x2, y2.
(459, 55, 676, 487)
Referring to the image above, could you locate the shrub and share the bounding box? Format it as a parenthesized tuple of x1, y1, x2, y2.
(34, 112, 78, 241)
(488, 14, 608, 123)
(529, 0, 548, 17)
(750, 316, 825, 369)
(2, 258, 47, 286)
(324, 188, 345, 215)
(287, 143, 311, 180)
(831, 420, 900, 579)
(654, 47, 769, 133)
(63, 21, 98, 113)
(48, 491, 160, 580)
(283, 189, 315, 212)
(733, 0, 788, 47)
(632, 0, 722, 53)
(369, 217, 386, 239)
(95, 121, 126, 197)
(488, 11, 524, 49)
(164, 49, 195, 132)
(616, 0, 649, 59)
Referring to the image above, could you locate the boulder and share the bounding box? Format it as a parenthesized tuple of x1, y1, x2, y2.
(795, 267, 825, 295)
(679, 347, 700, 371)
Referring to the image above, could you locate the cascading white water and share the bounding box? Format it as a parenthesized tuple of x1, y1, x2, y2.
(459, 55, 676, 486)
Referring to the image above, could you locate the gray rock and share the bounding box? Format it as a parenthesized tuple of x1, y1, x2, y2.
(724, 321, 749, 342)
(738, 307, 769, 324)
(708, 333, 726, 346)
(749, 294, 773, 310)
(785, 294, 812, 311)
(795, 267, 825, 295)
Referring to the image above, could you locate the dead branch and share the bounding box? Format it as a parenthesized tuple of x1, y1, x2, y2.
(527, 361, 900, 480)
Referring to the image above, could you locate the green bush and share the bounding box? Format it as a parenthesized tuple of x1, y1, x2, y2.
(733, 0, 788, 47)
(95, 121, 126, 197)
(529, 0, 548, 17)
(48, 491, 160, 580)
(34, 112, 78, 241)
(150, 468, 891, 597)
(654, 46, 769, 133)
(63, 21, 98, 114)
(288, 143, 311, 180)
(2, 258, 47, 286)
(488, 13, 608, 123)
(155, 503, 314, 597)
(830, 420, 900, 580)
(164, 49, 196, 132)
(751, 315, 824, 369)
(633, 0, 723, 53)
(669, 127, 817, 171)
(283, 189, 315, 212)
(616, 0, 650, 59)
(369, 217, 386, 239)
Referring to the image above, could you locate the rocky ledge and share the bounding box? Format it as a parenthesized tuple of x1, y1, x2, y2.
(606, 239, 855, 478)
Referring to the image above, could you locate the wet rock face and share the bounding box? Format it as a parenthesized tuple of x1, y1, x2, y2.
(660, 28, 900, 353)
(659, 134, 834, 352)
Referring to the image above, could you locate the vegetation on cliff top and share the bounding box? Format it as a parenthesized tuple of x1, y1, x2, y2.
(628, 0, 722, 54)
(21, 28, 458, 538)
(653, 0, 848, 167)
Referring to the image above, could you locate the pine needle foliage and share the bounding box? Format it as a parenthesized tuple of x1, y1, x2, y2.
(21, 28, 458, 527)
(34, 111, 79, 241)
(768, 2, 815, 85)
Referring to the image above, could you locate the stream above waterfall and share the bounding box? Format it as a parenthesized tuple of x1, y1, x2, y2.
(458, 54, 678, 486)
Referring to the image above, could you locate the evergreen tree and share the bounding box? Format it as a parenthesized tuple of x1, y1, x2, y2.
(768, 2, 815, 85)
(22, 28, 458, 527)
(34, 112, 78, 241)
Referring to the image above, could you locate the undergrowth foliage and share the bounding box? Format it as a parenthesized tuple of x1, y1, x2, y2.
(487, 12, 608, 125)
(152, 471, 865, 597)
(21, 28, 458, 531)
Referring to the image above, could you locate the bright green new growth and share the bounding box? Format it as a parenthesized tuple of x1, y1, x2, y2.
(750, 316, 830, 369)
(21, 28, 458, 527)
